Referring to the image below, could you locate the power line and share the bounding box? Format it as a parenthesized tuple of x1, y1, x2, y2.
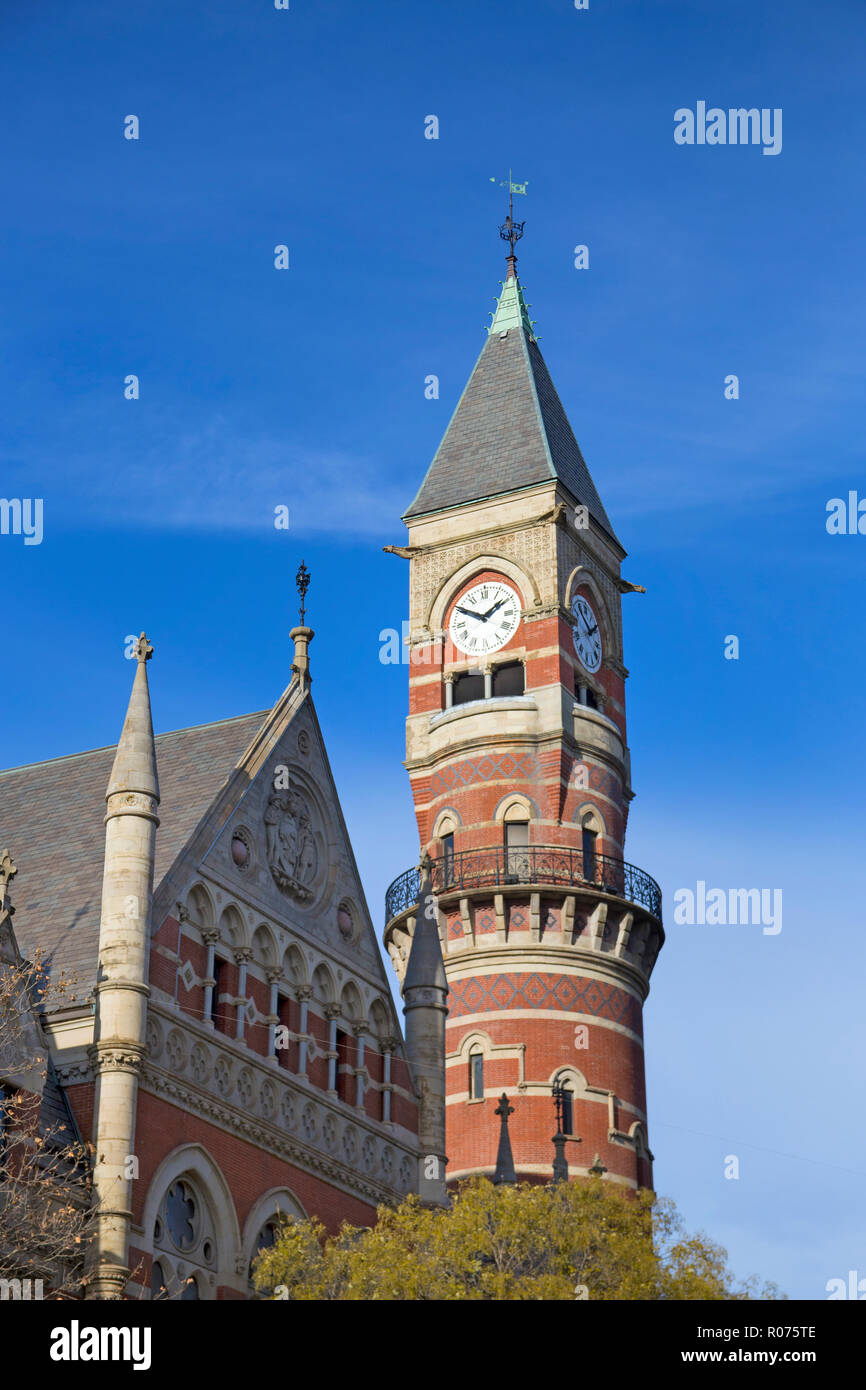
(652, 1118, 865, 1178)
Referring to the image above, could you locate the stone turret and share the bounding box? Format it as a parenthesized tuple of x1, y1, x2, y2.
(87, 634, 160, 1299)
(402, 861, 448, 1206)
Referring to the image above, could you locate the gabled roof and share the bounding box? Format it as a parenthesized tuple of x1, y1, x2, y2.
(404, 269, 621, 549)
(0, 712, 267, 1001)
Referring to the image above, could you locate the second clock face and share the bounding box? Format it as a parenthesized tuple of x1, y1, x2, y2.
(571, 593, 602, 672)
(448, 580, 522, 656)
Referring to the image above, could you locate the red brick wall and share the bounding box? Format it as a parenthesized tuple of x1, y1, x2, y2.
(444, 968, 647, 1186)
(399, 557, 655, 1191)
(129, 1089, 381, 1297)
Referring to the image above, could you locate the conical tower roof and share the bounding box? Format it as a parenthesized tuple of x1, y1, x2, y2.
(404, 870, 447, 994)
(404, 258, 621, 549)
(106, 634, 160, 802)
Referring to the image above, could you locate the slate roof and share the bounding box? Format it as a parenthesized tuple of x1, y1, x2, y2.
(1, 912, 85, 1149)
(0, 711, 267, 1004)
(404, 298, 621, 548)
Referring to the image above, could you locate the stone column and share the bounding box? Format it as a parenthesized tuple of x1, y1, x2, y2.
(382, 1042, 393, 1124)
(297, 987, 312, 1078)
(201, 929, 220, 1026)
(87, 634, 160, 1300)
(233, 948, 253, 1042)
(353, 1024, 367, 1110)
(325, 1006, 339, 1094)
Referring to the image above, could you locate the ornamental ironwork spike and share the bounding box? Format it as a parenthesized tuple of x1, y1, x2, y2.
(296, 560, 311, 625)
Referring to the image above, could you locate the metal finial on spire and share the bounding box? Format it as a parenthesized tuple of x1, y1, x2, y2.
(490, 168, 528, 270)
(296, 560, 310, 625)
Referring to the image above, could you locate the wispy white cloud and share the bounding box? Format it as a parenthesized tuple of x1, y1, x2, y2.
(5, 411, 408, 537)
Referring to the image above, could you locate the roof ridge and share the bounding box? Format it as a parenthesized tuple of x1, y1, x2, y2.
(517, 325, 559, 485)
(0, 709, 270, 778)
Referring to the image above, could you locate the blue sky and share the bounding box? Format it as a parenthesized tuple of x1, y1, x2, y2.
(3, 0, 866, 1299)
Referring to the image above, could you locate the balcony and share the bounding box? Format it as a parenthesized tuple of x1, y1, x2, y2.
(385, 845, 662, 926)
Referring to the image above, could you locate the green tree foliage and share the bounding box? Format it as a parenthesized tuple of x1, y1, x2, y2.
(252, 1177, 783, 1301)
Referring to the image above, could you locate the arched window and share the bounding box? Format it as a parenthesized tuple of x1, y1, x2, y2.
(151, 1173, 217, 1300)
(248, 1220, 278, 1284)
(336, 1028, 353, 1103)
(441, 832, 455, 885)
(469, 1049, 484, 1100)
(582, 827, 597, 883)
(504, 819, 529, 879)
(211, 957, 226, 1032)
(275, 995, 292, 1067)
(554, 1074, 574, 1135)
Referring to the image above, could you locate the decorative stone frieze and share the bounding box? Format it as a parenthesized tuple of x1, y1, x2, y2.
(143, 1006, 417, 1208)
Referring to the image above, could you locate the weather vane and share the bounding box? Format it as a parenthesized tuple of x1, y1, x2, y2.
(296, 560, 310, 625)
(490, 168, 528, 258)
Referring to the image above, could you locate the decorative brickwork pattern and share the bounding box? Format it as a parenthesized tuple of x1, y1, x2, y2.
(448, 972, 643, 1035)
(429, 751, 541, 798)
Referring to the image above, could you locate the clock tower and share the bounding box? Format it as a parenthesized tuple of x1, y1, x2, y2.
(384, 238, 663, 1190)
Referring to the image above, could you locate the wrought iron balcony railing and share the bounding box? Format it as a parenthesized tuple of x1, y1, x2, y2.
(385, 845, 662, 925)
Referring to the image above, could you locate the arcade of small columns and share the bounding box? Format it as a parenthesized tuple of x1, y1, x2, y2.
(150, 877, 412, 1127)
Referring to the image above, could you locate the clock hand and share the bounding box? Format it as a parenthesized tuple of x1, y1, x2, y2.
(482, 597, 508, 620)
(455, 605, 487, 622)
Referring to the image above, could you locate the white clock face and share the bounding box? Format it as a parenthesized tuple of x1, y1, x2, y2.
(571, 594, 602, 672)
(448, 580, 522, 657)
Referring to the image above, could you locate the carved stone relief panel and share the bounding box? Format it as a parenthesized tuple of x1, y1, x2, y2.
(264, 787, 319, 902)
